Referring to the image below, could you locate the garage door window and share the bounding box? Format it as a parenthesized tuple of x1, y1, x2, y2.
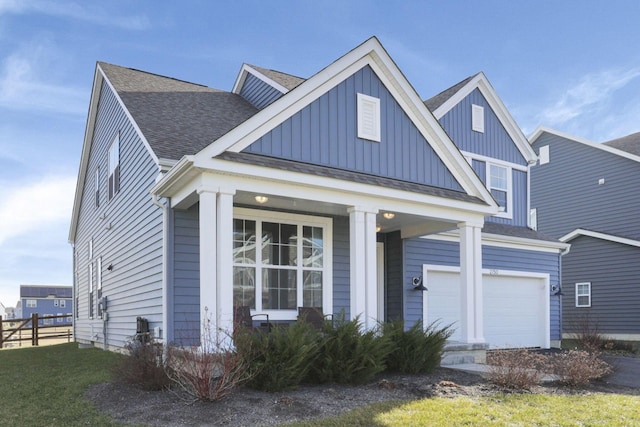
(575, 282, 591, 307)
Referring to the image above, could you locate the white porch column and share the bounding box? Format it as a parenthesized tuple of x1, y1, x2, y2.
(216, 189, 235, 341)
(348, 206, 379, 329)
(458, 221, 484, 344)
(198, 188, 217, 344)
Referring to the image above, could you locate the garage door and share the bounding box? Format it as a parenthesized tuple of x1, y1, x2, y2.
(424, 267, 549, 349)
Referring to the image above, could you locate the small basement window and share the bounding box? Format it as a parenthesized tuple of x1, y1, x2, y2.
(576, 282, 591, 307)
(357, 93, 381, 142)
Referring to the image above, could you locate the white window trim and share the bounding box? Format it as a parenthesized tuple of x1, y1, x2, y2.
(486, 162, 513, 219)
(108, 133, 120, 200)
(95, 167, 100, 207)
(26, 299, 37, 308)
(357, 93, 381, 142)
(576, 282, 591, 307)
(472, 104, 485, 133)
(233, 207, 333, 321)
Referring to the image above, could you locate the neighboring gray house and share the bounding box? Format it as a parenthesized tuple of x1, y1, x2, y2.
(69, 37, 565, 357)
(530, 127, 640, 345)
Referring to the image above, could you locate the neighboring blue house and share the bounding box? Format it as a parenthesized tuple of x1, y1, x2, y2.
(20, 285, 73, 325)
(530, 127, 640, 346)
(69, 37, 565, 358)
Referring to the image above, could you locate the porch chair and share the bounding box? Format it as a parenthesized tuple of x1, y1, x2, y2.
(233, 306, 270, 332)
(297, 307, 332, 330)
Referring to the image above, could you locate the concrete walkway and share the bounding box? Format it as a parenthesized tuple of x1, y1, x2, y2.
(447, 355, 640, 389)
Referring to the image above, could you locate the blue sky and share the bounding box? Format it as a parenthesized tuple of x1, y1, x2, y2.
(1, 0, 639, 307)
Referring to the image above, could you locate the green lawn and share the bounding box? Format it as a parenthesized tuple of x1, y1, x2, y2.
(288, 393, 640, 427)
(0, 342, 122, 426)
(1, 343, 639, 426)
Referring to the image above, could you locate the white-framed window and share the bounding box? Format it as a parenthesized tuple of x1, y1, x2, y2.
(67, 313, 73, 322)
(88, 239, 93, 260)
(60, 299, 66, 308)
(357, 93, 381, 142)
(539, 145, 550, 165)
(472, 104, 485, 133)
(57, 313, 64, 323)
(576, 282, 591, 307)
(26, 299, 37, 308)
(54, 299, 59, 307)
(233, 208, 332, 321)
(529, 208, 538, 230)
(95, 168, 100, 207)
(487, 163, 512, 218)
(108, 133, 120, 200)
(43, 317, 53, 326)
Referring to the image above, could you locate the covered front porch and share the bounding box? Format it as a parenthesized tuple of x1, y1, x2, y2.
(152, 155, 497, 347)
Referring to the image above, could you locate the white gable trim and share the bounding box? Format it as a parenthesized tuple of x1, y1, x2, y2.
(68, 64, 160, 243)
(529, 126, 640, 164)
(195, 37, 496, 208)
(432, 72, 537, 164)
(423, 230, 569, 253)
(232, 63, 289, 95)
(560, 228, 640, 248)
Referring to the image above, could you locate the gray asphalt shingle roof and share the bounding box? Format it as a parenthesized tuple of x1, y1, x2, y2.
(602, 131, 640, 156)
(424, 74, 477, 112)
(246, 64, 306, 91)
(482, 222, 560, 242)
(99, 62, 258, 161)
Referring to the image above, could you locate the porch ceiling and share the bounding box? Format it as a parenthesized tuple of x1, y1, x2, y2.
(234, 190, 458, 236)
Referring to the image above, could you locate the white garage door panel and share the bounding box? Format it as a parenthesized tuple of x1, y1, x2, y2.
(425, 269, 548, 349)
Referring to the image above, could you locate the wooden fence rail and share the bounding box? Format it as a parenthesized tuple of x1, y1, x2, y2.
(0, 314, 73, 348)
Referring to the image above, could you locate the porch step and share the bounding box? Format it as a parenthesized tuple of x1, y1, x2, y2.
(440, 341, 489, 366)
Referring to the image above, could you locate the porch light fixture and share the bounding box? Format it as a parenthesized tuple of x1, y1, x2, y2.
(383, 212, 395, 220)
(412, 276, 428, 291)
(254, 195, 269, 204)
(376, 224, 381, 233)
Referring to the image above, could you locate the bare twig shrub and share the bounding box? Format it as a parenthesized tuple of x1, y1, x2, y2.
(486, 349, 547, 389)
(111, 340, 171, 391)
(548, 350, 612, 387)
(572, 313, 606, 352)
(167, 314, 253, 401)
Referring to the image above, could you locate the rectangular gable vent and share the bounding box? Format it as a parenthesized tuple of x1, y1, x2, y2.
(357, 93, 381, 142)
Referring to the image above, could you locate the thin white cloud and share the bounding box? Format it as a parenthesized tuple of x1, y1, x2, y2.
(0, 0, 151, 30)
(0, 41, 87, 114)
(0, 176, 76, 246)
(539, 67, 640, 126)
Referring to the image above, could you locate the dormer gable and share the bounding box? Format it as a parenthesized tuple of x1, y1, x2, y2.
(233, 63, 305, 109)
(428, 73, 537, 166)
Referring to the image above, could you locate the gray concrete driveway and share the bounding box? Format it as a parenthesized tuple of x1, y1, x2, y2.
(602, 355, 640, 389)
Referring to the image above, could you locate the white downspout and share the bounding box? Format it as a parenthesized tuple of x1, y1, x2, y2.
(151, 192, 169, 344)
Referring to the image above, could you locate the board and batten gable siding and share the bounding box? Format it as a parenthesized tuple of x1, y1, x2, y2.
(531, 133, 640, 240)
(73, 80, 164, 348)
(561, 235, 640, 335)
(168, 206, 351, 341)
(403, 237, 562, 340)
(438, 88, 527, 166)
(244, 65, 464, 192)
(239, 73, 285, 109)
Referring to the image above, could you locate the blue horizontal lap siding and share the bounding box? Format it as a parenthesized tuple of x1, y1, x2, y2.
(21, 299, 73, 325)
(531, 133, 640, 240)
(73, 80, 164, 348)
(562, 236, 640, 336)
(245, 65, 463, 191)
(403, 238, 562, 340)
(438, 89, 527, 166)
(240, 73, 285, 109)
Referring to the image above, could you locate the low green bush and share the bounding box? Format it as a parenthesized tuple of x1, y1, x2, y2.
(235, 321, 319, 392)
(309, 315, 392, 385)
(382, 319, 453, 374)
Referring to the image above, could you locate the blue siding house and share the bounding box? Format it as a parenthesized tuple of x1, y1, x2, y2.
(20, 285, 73, 325)
(69, 37, 565, 358)
(530, 128, 640, 346)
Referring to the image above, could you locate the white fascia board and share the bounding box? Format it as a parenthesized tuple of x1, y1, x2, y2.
(168, 156, 496, 221)
(99, 65, 159, 167)
(68, 66, 103, 243)
(150, 155, 196, 196)
(197, 37, 496, 209)
(423, 230, 569, 253)
(560, 228, 640, 248)
(529, 126, 640, 164)
(232, 63, 289, 95)
(433, 73, 537, 164)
